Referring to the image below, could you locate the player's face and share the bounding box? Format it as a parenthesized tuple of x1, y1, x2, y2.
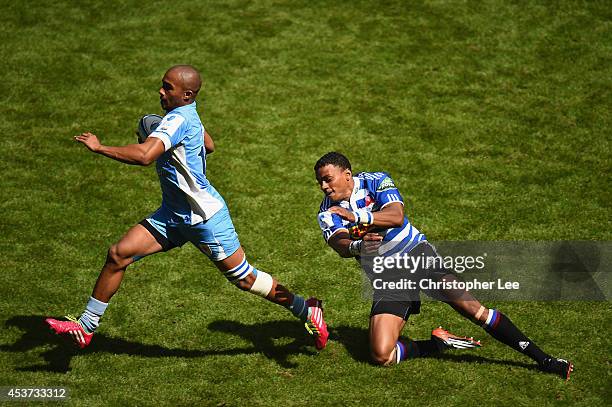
(159, 71, 186, 111)
(316, 164, 353, 202)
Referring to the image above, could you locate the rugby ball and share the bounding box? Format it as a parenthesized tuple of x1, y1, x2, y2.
(137, 114, 163, 143)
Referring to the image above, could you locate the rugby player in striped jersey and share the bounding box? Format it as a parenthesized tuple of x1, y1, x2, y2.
(314, 152, 573, 380)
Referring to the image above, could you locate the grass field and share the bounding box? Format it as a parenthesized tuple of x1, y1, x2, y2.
(1, 0, 610, 405)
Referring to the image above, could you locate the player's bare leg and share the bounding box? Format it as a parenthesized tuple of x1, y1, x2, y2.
(46, 224, 165, 347)
(213, 245, 328, 349)
(369, 314, 405, 365)
(92, 224, 165, 302)
(369, 313, 480, 366)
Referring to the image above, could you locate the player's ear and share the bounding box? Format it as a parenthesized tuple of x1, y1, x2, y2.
(184, 90, 194, 100)
(344, 168, 352, 180)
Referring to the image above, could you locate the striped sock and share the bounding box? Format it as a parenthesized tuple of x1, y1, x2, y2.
(288, 294, 309, 322)
(395, 341, 408, 364)
(395, 339, 444, 364)
(482, 309, 549, 364)
(78, 296, 108, 334)
(223, 257, 255, 283)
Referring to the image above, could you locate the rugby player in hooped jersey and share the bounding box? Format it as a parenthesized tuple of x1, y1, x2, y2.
(315, 151, 573, 379)
(44, 65, 328, 351)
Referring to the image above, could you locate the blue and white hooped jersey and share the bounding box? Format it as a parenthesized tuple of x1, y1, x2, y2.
(148, 102, 224, 224)
(317, 171, 426, 256)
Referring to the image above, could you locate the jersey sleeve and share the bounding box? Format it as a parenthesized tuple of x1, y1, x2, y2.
(148, 114, 187, 151)
(317, 211, 348, 242)
(372, 174, 404, 208)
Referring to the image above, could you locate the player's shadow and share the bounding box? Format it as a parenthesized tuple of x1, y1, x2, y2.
(0, 316, 316, 373)
(332, 325, 536, 370)
(3, 316, 538, 373)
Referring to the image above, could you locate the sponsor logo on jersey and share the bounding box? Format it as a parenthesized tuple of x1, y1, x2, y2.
(376, 177, 396, 192)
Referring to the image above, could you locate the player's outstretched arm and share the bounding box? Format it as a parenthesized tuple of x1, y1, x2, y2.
(74, 133, 165, 166)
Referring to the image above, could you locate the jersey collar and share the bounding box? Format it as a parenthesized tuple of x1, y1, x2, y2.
(167, 101, 197, 114)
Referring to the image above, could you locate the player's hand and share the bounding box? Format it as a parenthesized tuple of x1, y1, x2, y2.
(74, 132, 102, 152)
(362, 233, 383, 254)
(328, 206, 356, 222)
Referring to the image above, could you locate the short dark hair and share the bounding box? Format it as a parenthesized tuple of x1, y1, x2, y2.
(314, 151, 352, 172)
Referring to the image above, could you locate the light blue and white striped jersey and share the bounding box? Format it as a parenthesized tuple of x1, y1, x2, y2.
(148, 102, 224, 225)
(317, 171, 426, 256)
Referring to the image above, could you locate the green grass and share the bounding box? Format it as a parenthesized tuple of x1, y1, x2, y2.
(1, 0, 610, 405)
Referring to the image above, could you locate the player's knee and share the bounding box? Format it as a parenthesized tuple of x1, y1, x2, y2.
(106, 244, 131, 270)
(370, 345, 395, 366)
